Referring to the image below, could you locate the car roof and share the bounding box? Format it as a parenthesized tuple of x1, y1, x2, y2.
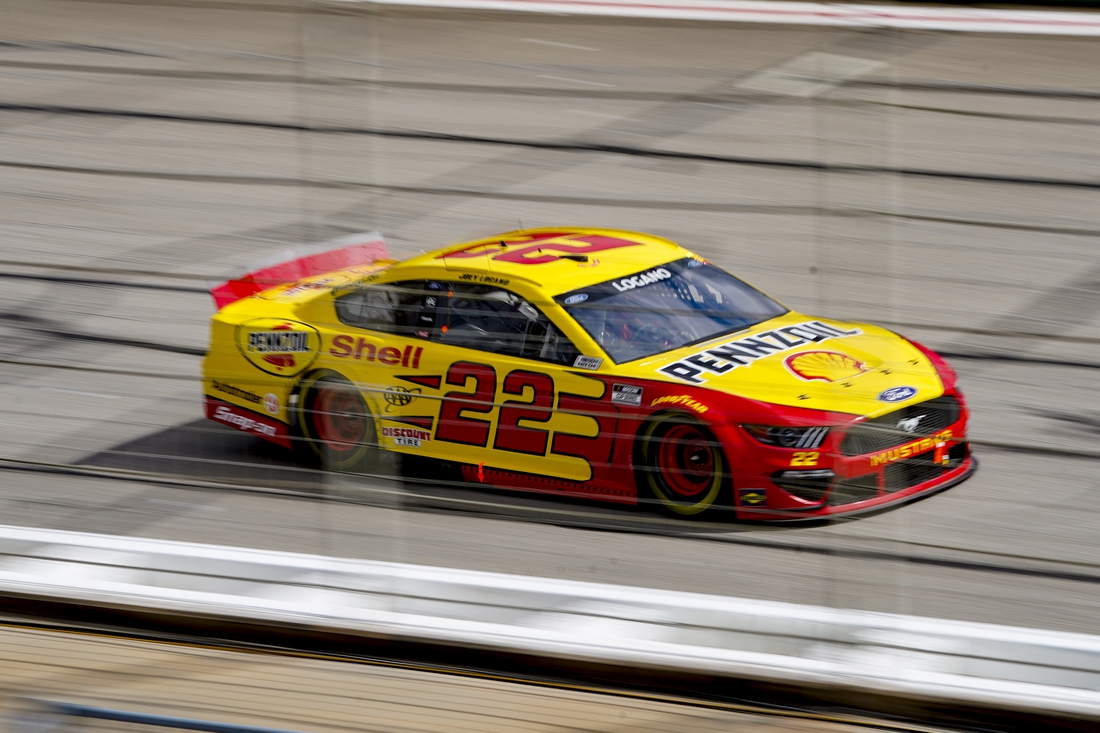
(395, 227, 690, 297)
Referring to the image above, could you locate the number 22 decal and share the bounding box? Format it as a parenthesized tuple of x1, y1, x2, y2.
(435, 362, 556, 455)
(435, 362, 496, 447)
(434, 362, 608, 471)
(790, 451, 819, 467)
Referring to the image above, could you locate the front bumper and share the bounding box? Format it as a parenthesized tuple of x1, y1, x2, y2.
(731, 396, 974, 520)
(736, 450, 975, 521)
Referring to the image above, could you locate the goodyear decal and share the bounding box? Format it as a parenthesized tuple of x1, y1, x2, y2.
(650, 394, 709, 414)
(236, 319, 320, 377)
(869, 430, 952, 467)
(660, 321, 862, 384)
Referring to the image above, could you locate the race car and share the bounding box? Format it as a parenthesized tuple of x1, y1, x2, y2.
(201, 227, 974, 519)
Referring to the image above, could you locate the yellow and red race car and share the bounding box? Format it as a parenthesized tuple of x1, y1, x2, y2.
(202, 228, 974, 519)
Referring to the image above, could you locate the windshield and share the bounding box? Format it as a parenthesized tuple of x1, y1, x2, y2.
(555, 258, 788, 363)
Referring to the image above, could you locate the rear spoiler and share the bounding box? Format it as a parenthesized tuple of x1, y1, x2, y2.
(209, 232, 388, 310)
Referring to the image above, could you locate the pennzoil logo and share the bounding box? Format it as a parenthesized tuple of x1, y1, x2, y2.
(784, 351, 870, 383)
(236, 319, 319, 377)
(659, 321, 862, 385)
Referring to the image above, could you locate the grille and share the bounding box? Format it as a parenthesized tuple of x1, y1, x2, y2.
(884, 456, 947, 493)
(828, 473, 879, 505)
(840, 396, 961, 456)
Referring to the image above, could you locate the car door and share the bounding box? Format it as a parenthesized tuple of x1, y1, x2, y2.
(393, 282, 614, 483)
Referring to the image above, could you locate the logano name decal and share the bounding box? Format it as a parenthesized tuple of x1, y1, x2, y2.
(660, 321, 862, 384)
(330, 335, 423, 368)
(612, 267, 671, 292)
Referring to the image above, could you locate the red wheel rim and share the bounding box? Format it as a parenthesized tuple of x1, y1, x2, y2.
(656, 424, 715, 498)
(313, 386, 366, 452)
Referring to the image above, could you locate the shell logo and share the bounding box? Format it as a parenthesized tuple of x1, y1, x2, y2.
(784, 350, 869, 383)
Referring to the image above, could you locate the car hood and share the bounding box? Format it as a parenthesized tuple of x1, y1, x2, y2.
(618, 313, 944, 418)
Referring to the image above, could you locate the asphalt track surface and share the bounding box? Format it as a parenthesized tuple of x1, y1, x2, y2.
(2, 0, 1100, 648)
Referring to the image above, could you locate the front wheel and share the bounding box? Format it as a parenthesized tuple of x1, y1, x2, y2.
(298, 372, 376, 471)
(638, 415, 726, 517)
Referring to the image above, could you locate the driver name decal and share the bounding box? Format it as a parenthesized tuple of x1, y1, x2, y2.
(611, 267, 671, 292)
(659, 321, 862, 384)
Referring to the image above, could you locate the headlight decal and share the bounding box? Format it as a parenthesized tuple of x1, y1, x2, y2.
(744, 425, 829, 449)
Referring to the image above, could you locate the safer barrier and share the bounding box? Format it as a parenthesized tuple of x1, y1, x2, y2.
(0, 525, 1097, 729)
(330, 0, 1100, 37)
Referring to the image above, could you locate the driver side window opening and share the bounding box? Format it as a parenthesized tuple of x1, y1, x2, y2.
(440, 283, 579, 365)
(334, 280, 441, 338)
(335, 280, 580, 366)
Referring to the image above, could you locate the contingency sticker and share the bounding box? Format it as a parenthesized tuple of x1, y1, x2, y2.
(573, 355, 603, 370)
(610, 383, 643, 406)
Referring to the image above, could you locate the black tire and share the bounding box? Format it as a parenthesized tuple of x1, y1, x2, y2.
(297, 372, 376, 471)
(637, 414, 727, 517)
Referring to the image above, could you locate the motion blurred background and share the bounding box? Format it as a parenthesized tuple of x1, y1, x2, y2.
(1, 0, 1100, 729)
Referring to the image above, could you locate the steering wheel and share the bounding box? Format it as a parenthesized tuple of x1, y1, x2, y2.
(630, 322, 683, 348)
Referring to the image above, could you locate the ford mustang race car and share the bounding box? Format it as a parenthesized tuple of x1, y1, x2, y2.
(202, 228, 974, 519)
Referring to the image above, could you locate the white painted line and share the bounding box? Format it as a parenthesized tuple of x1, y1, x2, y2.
(329, 0, 1100, 36)
(147, 499, 225, 512)
(33, 386, 120, 400)
(735, 52, 886, 98)
(522, 37, 600, 51)
(538, 74, 616, 87)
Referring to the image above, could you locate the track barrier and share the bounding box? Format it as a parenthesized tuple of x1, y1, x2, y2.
(0, 525, 1097, 731)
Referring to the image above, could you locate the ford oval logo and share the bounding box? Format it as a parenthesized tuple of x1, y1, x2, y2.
(564, 293, 588, 305)
(878, 386, 917, 403)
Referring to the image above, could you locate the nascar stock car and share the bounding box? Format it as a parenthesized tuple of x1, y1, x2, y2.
(202, 227, 974, 519)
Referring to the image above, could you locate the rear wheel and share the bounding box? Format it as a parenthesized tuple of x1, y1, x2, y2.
(639, 415, 726, 517)
(298, 372, 375, 471)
